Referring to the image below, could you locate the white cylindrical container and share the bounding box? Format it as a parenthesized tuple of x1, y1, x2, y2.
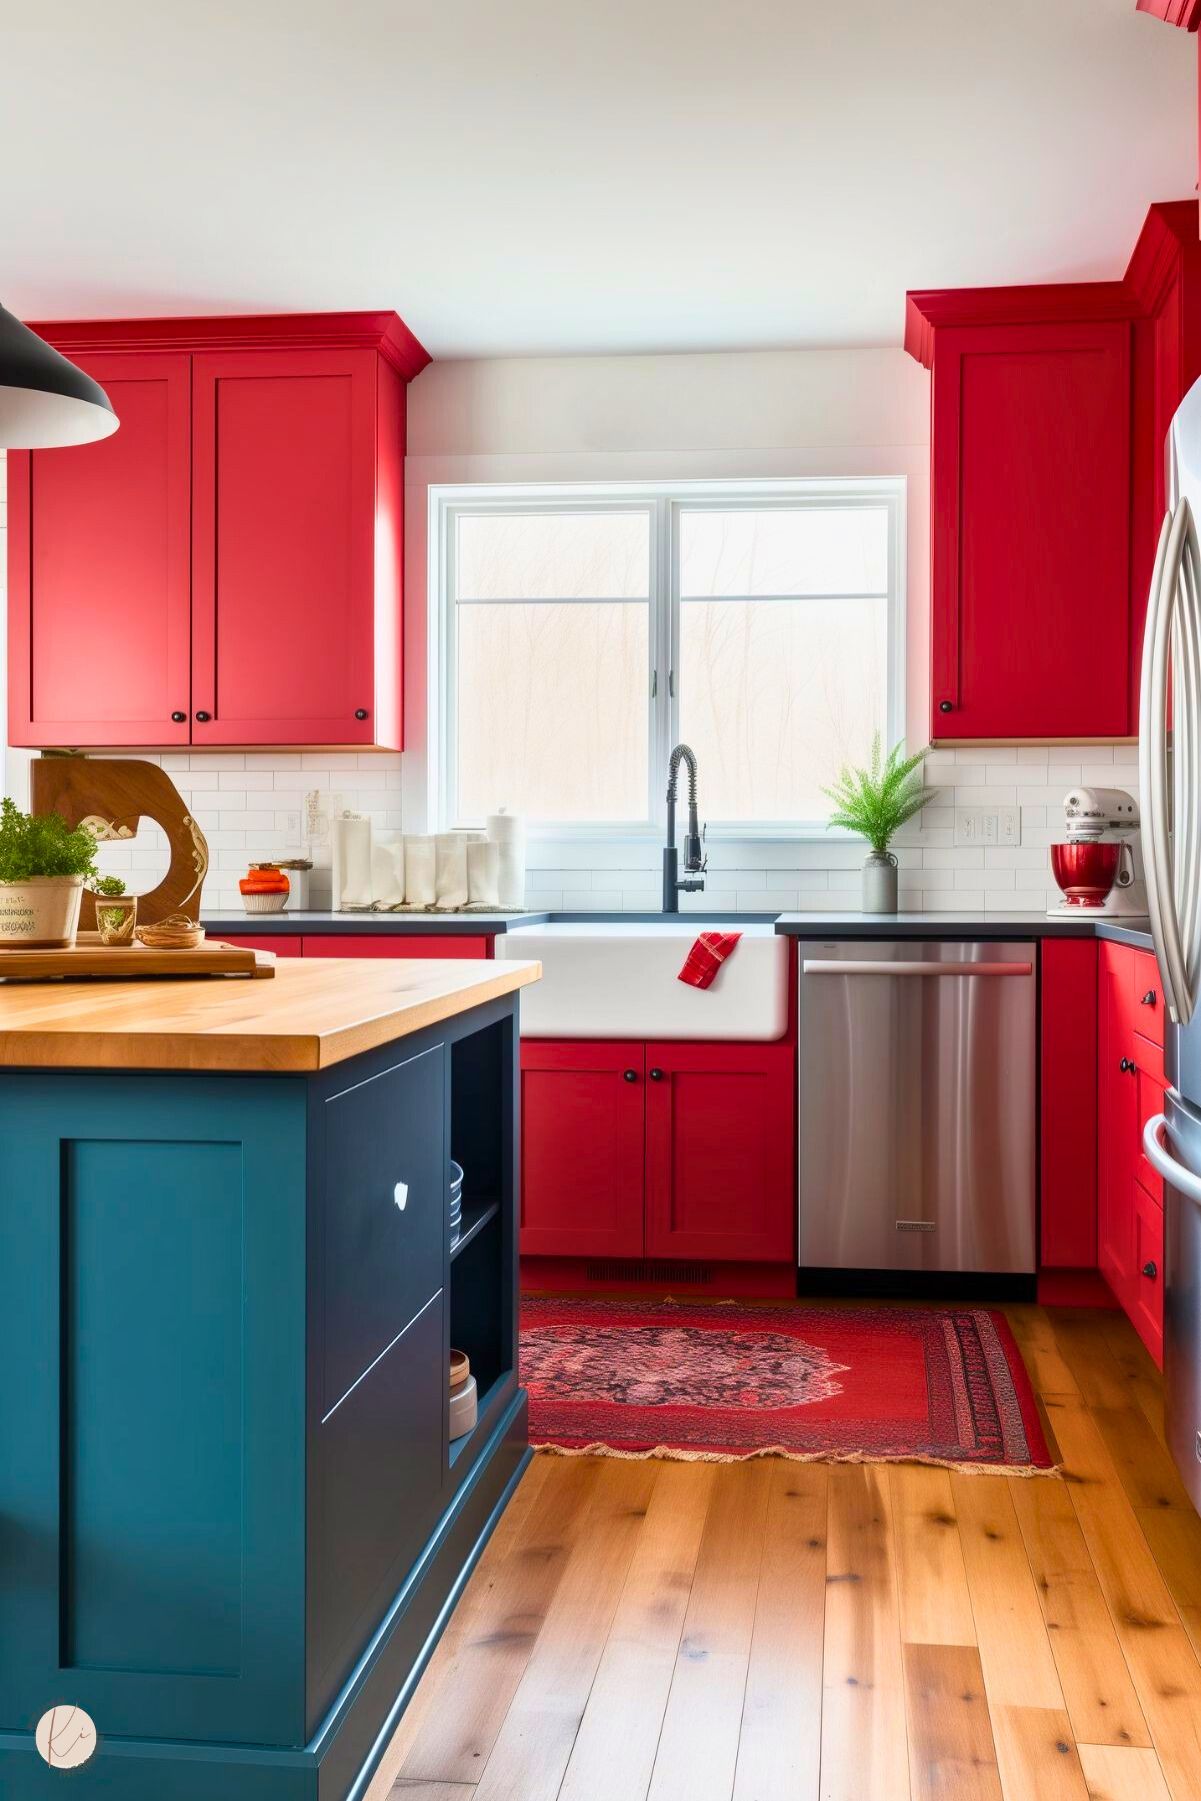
(402, 836, 436, 909)
(448, 1373, 478, 1441)
(861, 852, 899, 914)
(486, 811, 526, 910)
(0, 875, 84, 948)
(466, 840, 500, 910)
(332, 815, 373, 911)
(434, 834, 469, 909)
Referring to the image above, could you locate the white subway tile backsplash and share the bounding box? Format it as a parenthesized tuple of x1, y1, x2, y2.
(6, 716, 1102, 913)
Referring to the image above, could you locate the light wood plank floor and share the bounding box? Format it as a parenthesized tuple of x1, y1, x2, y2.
(364, 1304, 1201, 1801)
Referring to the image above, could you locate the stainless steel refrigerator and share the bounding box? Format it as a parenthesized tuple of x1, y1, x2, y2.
(1138, 370, 1201, 1513)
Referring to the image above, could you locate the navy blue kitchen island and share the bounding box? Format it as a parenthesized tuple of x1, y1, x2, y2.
(0, 954, 539, 1800)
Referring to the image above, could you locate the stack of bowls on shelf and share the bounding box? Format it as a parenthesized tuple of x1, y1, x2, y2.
(449, 1347, 477, 1441)
(449, 1159, 463, 1249)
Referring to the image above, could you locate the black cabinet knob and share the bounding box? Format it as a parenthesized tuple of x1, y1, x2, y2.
(195, 710, 211, 723)
(1143, 1260, 1158, 1280)
(1119, 1057, 1136, 1073)
(354, 708, 368, 721)
(649, 1067, 664, 1081)
(1142, 990, 1158, 1007)
(170, 710, 186, 723)
(623, 1069, 638, 1083)
(939, 700, 953, 713)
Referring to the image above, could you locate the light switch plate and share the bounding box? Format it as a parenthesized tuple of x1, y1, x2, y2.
(954, 807, 1021, 848)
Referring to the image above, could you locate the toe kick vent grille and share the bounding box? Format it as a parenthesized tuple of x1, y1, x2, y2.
(585, 1259, 713, 1286)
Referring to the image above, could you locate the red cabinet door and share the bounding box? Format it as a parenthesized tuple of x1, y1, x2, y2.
(1040, 939, 1098, 1268)
(644, 1041, 795, 1262)
(1098, 944, 1138, 1304)
(300, 935, 492, 959)
(8, 352, 192, 747)
(931, 321, 1132, 740)
(191, 349, 382, 746)
(519, 1042, 645, 1258)
(1131, 1178, 1165, 1367)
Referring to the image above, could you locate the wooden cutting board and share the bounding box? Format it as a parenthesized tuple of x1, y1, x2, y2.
(0, 935, 274, 981)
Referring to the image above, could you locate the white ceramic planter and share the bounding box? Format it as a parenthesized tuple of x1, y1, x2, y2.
(861, 852, 899, 914)
(0, 875, 85, 948)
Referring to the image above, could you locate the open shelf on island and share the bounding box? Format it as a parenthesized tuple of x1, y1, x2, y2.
(446, 1015, 518, 1477)
(450, 1198, 500, 1262)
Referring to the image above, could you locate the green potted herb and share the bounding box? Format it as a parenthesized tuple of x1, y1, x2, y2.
(0, 798, 98, 948)
(90, 873, 137, 945)
(823, 736, 931, 914)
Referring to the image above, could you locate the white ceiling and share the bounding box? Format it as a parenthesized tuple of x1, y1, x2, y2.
(0, 0, 1195, 359)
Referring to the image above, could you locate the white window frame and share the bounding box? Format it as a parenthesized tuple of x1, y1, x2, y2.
(429, 476, 906, 841)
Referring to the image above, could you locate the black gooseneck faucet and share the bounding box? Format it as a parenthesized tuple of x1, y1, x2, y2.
(662, 743, 707, 913)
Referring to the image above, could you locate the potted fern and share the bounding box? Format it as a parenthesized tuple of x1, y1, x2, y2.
(823, 736, 931, 914)
(0, 799, 98, 948)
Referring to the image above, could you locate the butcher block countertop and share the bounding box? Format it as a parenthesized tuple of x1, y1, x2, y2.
(0, 955, 542, 1073)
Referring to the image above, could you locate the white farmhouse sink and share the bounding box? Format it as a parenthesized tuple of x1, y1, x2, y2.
(495, 922, 789, 1041)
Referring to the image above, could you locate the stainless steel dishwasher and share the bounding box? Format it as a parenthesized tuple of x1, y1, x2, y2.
(798, 940, 1036, 1275)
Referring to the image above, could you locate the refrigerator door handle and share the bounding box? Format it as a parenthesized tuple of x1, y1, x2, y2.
(1140, 502, 1194, 1024)
(1145, 1112, 1201, 1208)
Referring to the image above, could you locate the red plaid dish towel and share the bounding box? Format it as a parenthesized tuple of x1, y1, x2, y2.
(677, 930, 742, 989)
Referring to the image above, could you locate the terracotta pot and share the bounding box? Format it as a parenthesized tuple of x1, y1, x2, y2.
(0, 875, 85, 948)
(1050, 841, 1120, 909)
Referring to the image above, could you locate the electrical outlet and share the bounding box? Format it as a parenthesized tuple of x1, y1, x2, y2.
(955, 807, 1022, 848)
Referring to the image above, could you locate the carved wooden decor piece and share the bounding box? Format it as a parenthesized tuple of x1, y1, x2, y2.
(30, 756, 209, 932)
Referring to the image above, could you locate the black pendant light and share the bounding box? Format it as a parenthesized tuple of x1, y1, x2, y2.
(0, 303, 117, 447)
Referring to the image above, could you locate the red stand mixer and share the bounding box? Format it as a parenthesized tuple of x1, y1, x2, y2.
(1048, 786, 1145, 916)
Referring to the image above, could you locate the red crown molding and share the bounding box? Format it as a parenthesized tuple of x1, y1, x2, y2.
(1124, 198, 1201, 311)
(24, 310, 432, 382)
(904, 281, 1134, 367)
(905, 199, 1201, 366)
(1136, 0, 1201, 29)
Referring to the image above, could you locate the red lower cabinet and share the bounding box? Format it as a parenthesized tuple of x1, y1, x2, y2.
(519, 1042, 646, 1258)
(216, 933, 303, 956)
(1097, 940, 1165, 1364)
(644, 1042, 795, 1262)
(1131, 1180, 1165, 1365)
(519, 1037, 796, 1271)
(301, 934, 493, 959)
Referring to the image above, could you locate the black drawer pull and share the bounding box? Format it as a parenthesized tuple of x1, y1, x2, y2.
(1142, 1260, 1158, 1280)
(623, 1069, 638, 1083)
(649, 1067, 664, 1081)
(1119, 1057, 1136, 1074)
(1142, 989, 1158, 1006)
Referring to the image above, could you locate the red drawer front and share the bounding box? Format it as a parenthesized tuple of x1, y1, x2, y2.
(1131, 1178, 1164, 1367)
(1133, 951, 1164, 1048)
(217, 933, 303, 957)
(301, 934, 493, 959)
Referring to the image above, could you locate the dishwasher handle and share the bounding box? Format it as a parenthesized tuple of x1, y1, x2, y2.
(801, 959, 1033, 978)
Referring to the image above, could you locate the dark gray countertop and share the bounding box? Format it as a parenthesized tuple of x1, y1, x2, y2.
(202, 910, 551, 935)
(774, 910, 1154, 950)
(203, 906, 1156, 952)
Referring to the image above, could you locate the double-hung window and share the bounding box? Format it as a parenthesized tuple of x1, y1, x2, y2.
(433, 479, 904, 835)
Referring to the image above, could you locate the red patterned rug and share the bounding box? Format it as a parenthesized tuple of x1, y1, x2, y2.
(520, 1297, 1054, 1472)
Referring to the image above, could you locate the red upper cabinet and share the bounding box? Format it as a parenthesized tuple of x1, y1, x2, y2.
(920, 311, 1134, 742)
(908, 203, 1201, 746)
(7, 352, 193, 746)
(7, 313, 427, 751)
(191, 348, 402, 746)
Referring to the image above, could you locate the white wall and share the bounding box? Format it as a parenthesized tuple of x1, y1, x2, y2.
(1, 347, 1124, 913)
